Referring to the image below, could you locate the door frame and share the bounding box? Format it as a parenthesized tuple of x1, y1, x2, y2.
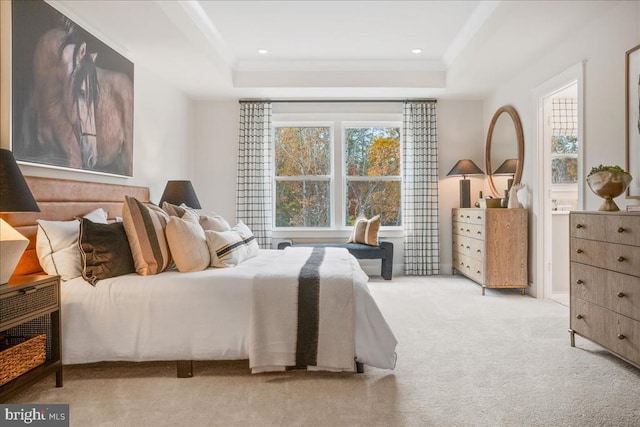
(532, 62, 585, 299)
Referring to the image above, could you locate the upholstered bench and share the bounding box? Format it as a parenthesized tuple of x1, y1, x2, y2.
(277, 240, 393, 280)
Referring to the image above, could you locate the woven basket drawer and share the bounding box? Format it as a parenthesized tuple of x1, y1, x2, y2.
(0, 334, 47, 386)
(0, 282, 58, 330)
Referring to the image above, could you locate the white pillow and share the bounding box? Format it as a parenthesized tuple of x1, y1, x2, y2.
(205, 222, 259, 268)
(35, 208, 109, 281)
(200, 213, 231, 232)
(165, 215, 210, 272)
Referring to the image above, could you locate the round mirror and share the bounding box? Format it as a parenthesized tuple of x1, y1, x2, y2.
(485, 105, 524, 198)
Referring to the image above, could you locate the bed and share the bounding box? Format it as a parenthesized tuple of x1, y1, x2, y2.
(4, 176, 397, 376)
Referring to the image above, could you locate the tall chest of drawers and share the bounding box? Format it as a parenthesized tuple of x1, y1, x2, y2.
(569, 211, 640, 367)
(452, 208, 528, 295)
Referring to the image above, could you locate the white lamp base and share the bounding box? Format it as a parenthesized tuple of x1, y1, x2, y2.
(0, 218, 29, 284)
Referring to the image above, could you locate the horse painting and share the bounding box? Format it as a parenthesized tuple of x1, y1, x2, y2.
(94, 67, 133, 176)
(21, 25, 99, 169)
(13, 2, 134, 177)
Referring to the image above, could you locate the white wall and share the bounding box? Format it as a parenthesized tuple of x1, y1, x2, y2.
(0, 2, 193, 203)
(437, 100, 485, 274)
(483, 1, 640, 295)
(192, 98, 484, 275)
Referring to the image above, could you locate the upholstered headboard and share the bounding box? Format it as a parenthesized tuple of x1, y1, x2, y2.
(0, 176, 149, 276)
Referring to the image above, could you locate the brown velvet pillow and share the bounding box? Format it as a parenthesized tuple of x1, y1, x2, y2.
(79, 218, 135, 286)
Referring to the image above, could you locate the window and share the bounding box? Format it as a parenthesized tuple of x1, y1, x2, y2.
(551, 135, 578, 184)
(274, 125, 332, 227)
(344, 126, 401, 226)
(273, 121, 402, 229)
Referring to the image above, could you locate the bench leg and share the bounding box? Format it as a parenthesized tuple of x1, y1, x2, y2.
(381, 258, 392, 280)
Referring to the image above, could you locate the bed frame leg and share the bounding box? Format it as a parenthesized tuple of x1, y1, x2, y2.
(356, 362, 364, 373)
(177, 360, 193, 378)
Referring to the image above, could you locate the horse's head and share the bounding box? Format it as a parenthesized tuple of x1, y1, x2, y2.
(61, 41, 99, 169)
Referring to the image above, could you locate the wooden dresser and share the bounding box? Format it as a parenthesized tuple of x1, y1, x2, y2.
(569, 211, 640, 368)
(452, 208, 528, 295)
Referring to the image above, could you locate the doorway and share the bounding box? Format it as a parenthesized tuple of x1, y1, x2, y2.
(534, 63, 584, 302)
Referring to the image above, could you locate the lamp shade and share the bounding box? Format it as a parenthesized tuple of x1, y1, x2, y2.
(446, 159, 485, 178)
(159, 180, 201, 209)
(0, 149, 39, 213)
(493, 159, 518, 175)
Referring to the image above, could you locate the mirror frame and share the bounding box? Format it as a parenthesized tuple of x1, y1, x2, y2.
(485, 105, 525, 198)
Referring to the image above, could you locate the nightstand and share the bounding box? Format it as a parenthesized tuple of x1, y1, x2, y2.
(0, 275, 63, 401)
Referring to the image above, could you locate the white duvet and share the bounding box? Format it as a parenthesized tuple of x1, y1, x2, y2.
(62, 249, 397, 370)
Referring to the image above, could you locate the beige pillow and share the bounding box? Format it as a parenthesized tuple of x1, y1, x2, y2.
(199, 213, 231, 232)
(122, 196, 172, 275)
(166, 215, 210, 272)
(348, 215, 380, 246)
(205, 222, 259, 268)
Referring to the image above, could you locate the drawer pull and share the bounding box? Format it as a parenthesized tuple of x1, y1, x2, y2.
(575, 249, 583, 254)
(460, 243, 464, 247)
(476, 249, 481, 253)
(576, 279, 583, 285)
(19, 286, 37, 295)
(466, 229, 470, 232)
(617, 256, 626, 262)
(576, 223, 584, 229)
(617, 292, 626, 298)
(576, 314, 583, 320)
(476, 231, 482, 235)
(460, 214, 464, 218)
(466, 246, 470, 249)
(466, 215, 470, 219)
(617, 227, 626, 233)
(466, 265, 470, 269)
(476, 216, 482, 219)
(618, 334, 626, 340)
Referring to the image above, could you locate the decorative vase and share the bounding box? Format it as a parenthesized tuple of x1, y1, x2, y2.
(586, 171, 633, 211)
(508, 184, 525, 208)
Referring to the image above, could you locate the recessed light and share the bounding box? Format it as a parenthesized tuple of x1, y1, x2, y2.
(258, 49, 268, 54)
(412, 48, 422, 54)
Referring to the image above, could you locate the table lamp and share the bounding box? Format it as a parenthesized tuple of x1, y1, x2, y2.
(493, 159, 518, 191)
(0, 149, 40, 284)
(447, 159, 484, 208)
(159, 180, 202, 209)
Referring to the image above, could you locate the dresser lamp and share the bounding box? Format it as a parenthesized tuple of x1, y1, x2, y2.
(493, 158, 518, 191)
(0, 149, 40, 284)
(447, 159, 485, 208)
(159, 180, 202, 209)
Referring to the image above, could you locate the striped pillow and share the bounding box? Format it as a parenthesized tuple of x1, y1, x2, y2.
(122, 196, 172, 275)
(205, 222, 259, 268)
(348, 215, 380, 246)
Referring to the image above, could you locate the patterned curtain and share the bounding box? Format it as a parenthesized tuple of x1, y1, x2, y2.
(402, 101, 439, 275)
(236, 102, 273, 248)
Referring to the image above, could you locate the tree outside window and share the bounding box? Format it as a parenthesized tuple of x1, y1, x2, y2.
(345, 126, 401, 226)
(551, 135, 578, 184)
(274, 126, 331, 227)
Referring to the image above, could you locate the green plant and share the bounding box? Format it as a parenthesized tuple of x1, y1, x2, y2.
(587, 164, 628, 177)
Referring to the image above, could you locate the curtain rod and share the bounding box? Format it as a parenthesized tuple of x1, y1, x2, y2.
(239, 99, 437, 104)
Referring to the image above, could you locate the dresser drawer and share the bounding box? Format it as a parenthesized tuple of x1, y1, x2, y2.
(571, 213, 640, 246)
(454, 252, 484, 284)
(570, 238, 640, 277)
(453, 234, 484, 260)
(0, 278, 59, 330)
(571, 263, 640, 320)
(453, 209, 485, 225)
(454, 223, 485, 241)
(571, 297, 640, 366)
